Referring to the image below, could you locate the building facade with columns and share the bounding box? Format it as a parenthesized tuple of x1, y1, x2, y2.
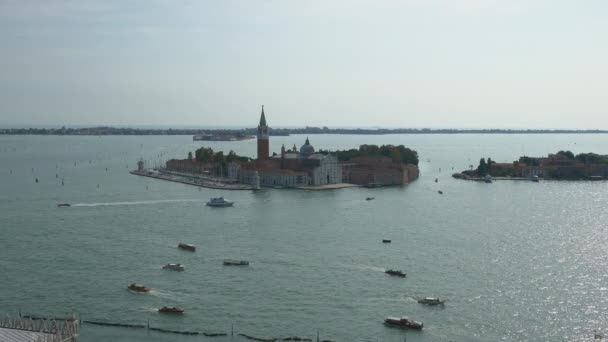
(231, 107, 341, 188)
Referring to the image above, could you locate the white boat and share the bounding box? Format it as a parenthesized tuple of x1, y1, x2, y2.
(417, 297, 445, 305)
(484, 175, 493, 183)
(531, 175, 540, 182)
(162, 263, 185, 271)
(223, 259, 249, 266)
(206, 197, 233, 207)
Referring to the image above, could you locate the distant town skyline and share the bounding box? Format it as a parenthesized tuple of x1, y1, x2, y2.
(1, 1, 607, 129)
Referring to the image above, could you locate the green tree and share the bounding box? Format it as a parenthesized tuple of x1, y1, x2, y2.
(575, 152, 607, 164)
(226, 150, 238, 163)
(389, 147, 401, 163)
(213, 151, 225, 163)
(398, 146, 419, 165)
(477, 158, 487, 176)
(188, 152, 193, 160)
(556, 150, 574, 159)
(195, 147, 214, 162)
(359, 144, 380, 155)
(487, 158, 494, 175)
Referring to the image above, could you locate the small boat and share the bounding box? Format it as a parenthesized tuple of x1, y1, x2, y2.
(484, 175, 493, 183)
(158, 306, 184, 314)
(206, 197, 233, 207)
(417, 297, 445, 306)
(531, 175, 539, 182)
(128, 283, 151, 292)
(162, 263, 185, 271)
(178, 243, 196, 252)
(438, 190, 443, 194)
(57, 203, 71, 207)
(382, 239, 391, 243)
(223, 259, 249, 266)
(366, 197, 375, 201)
(434, 178, 438, 183)
(384, 316, 423, 330)
(594, 330, 604, 340)
(385, 269, 406, 278)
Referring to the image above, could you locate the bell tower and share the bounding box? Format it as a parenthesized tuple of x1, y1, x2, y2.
(257, 105, 269, 160)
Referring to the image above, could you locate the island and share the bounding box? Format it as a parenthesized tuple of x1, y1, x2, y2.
(453, 150, 608, 181)
(131, 106, 419, 190)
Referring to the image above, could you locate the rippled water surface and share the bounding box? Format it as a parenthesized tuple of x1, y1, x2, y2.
(1, 134, 608, 342)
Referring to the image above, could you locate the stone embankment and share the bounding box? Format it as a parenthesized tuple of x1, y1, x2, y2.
(452, 173, 536, 181)
(130, 169, 256, 190)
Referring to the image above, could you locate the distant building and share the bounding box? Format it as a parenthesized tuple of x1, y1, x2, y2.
(164, 106, 418, 188)
(341, 156, 419, 186)
(165, 159, 212, 174)
(233, 107, 342, 188)
(472, 153, 608, 179)
(257, 105, 270, 161)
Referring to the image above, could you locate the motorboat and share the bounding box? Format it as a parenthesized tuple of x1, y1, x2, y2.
(531, 175, 540, 182)
(594, 330, 604, 340)
(57, 203, 71, 207)
(484, 175, 493, 183)
(128, 283, 151, 293)
(384, 317, 423, 330)
(158, 306, 184, 314)
(366, 197, 375, 201)
(162, 263, 185, 271)
(382, 239, 391, 243)
(438, 190, 443, 194)
(178, 243, 196, 252)
(385, 269, 406, 278)
(417, 297, 445, 306)
(206, 197, 233, 207)
(434, 178, 438, 183)
(223, 259, 249, 266)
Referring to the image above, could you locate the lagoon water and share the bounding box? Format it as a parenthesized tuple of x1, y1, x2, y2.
(1, 134, 608, 342)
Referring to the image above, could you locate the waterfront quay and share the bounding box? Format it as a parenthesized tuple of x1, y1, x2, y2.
(131, 168, 359, 191)
(130, 169, 256, 190)
(298, 183, 359, 190)
(452, 173, 538, 182)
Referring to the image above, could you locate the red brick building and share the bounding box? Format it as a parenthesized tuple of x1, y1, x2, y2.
(341, 156, 419, 186)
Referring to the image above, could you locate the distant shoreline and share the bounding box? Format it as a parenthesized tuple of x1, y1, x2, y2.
(1, 127, 608, 136)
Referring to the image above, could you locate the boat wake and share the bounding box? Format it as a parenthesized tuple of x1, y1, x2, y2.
(377, 296, 417, 304)
(149, 290, 180, 300)
(340, 264, 386, 273)
(71, 199, 202, 207)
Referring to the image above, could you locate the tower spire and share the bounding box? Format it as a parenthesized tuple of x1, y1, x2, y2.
(259, 105, 266, 126)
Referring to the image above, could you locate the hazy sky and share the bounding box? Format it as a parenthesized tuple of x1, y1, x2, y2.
(1, 0, 607, 128)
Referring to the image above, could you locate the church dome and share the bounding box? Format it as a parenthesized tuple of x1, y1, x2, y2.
(300, 137, 315, 156)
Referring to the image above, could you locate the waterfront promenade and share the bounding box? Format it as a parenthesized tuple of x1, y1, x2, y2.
(131, 169, 361, 191)
(298, 183, 359, 191)
(130, 169, 256, 190)
(452, 173, 537, 182)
